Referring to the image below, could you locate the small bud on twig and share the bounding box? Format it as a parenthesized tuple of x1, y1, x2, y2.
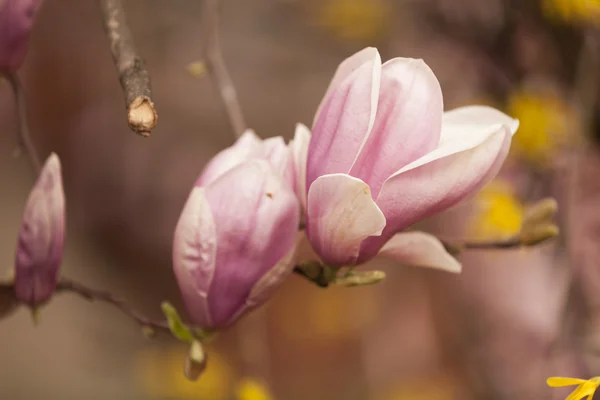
(333, 270, 386, 287)
(184, 340, 207, 381)
(519, 223, 560, 246)
(522, 197, 558, 227)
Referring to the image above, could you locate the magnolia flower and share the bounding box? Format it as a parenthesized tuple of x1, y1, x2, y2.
(0, 0, 43, 72)
(293, 47, 519, 270)
(14, 153, 66, 306)
(547, 376, 600, 400)
(173, 160, 299, 330)
(197, 129, 295, 189)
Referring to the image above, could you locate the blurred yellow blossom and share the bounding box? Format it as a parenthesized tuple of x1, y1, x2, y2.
(313, 0, 390, 43)
(187, 61, 207, 78)
(547, 376, 600, 399)
(470, 180, 524, 240)
(508, 89, 570, 166)
(135, 345, 234, 400)
(236, 378, 273, 400)
(274, 283, 381, 341)
(542, 0, 600, 25)
(376, 377, 456, 400)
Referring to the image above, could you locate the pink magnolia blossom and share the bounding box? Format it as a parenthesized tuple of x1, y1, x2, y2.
(293, 47, 519, 270)
(173, 159, 299, 330)
(197, 129, 295, 189)
(0, 0, 43, 72)
(14, 153, 66, 306)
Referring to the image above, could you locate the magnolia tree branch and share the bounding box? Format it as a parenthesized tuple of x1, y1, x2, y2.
(5, 72, 41, 173)
(98, 0, 157, 137)
(56, 278, 171, 334)
(201, 0, 247, 137)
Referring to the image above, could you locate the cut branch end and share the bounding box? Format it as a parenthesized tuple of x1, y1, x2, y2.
(127, 96, 157, 137)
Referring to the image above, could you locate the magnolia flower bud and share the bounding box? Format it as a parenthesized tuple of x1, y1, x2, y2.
(173, 159, 299, 330)
(197, 129, 295, 190)
(14, 153, 66, 306)
(0, 0, 43, 72)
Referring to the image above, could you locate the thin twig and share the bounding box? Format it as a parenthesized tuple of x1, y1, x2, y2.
(439, 236, 523, 255)
(201, 0, 247, 137)
(56, 278, 170, 334)
(98, 0, 157, 137)
(5, 72, 41, 173)
(461, 237, 522, 250)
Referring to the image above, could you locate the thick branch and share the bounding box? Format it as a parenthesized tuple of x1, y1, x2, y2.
(5, 72, 41, 174)
(56, 278, 170, 334)
(98, 0, 157, 137)
(201, 0, 247, 137)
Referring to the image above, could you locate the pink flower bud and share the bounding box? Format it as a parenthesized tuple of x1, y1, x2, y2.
(301, 47, 519, 267)
(0, 0, 43, 72)
(173, 159, 299, 330)
(14, 153, 66, 306)
(197, 129, 295, 190)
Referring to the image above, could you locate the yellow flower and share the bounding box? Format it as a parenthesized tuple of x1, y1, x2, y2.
(236, 378, 273, 400)
(470, 180, 524, 240)
(542, 0, 600, 25)
(187, 61, 207, 78)
(313, 0, 389, 43)
(376, 376, 456, 400)
(547, 376, 600, 399)
(508, 89, 571, 166)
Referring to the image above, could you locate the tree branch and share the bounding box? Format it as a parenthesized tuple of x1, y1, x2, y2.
(201, 0, 247, 137)
(5, 72, 41, 174)
(98, 0, 157, 137)
(56, 278, 170, 334)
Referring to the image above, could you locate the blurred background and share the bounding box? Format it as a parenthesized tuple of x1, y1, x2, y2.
(1, 0, 600, 398)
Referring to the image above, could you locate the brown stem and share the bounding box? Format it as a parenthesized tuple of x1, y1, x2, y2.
(439, 236, 524, 256)
(5, 72, 41, 174)
(201, 0, 247, 137)
(56, 278, 170, 334)
(98, 0, 157, 137)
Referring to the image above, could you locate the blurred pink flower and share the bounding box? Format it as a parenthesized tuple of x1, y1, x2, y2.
(14, 153, 66, 306)
(296, 47, 519, 269)
(197, 129, 295, 190)
(173, 160, 299, 330)
(0, 0, 43, 72)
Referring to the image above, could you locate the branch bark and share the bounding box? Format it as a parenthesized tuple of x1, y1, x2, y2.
(5, 72, 41, 174)
(98, 0, 157, 137)
(201, 0, 247, 137)
(56, 278, 170, 334)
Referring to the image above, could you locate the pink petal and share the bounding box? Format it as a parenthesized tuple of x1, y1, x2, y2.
(230, 239, 300, 324)
(261, 136, 295, 190)
(306, 174, 386, 266)
(377, 231, 461, 273)
(441, 105, 519, 143)
(307, 49, 382, 187)
(0, 0, 42, 72)
(313, 47, 381, 124)
(204, 160, 299, 328)
(196, 129, 262, 186)
(14, 153, 66, 305)
(289, 123, 311, 211)
(359, 122, 513, 261)
(172, 187, 217, 328)
(349, 58, 443, 197)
